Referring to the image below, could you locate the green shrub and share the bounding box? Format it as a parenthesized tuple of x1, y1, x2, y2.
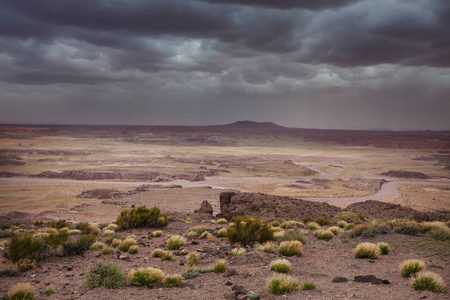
(0, 230, 13, 238)
(76, 222, 98, 235)
(226, 216, 274, 247)
(331, 211, 363, 224)
(5, 235, 45, 262)
(314, 229, 334, 240)
(411, 271, 446, 292)
(63, 234, 96, 255)
(8, 283, 35, 300)
(128, 245, 139, 254)
(160, 251, 174, 261)
(0, 268, 20, 277)
(48, 229, 69, 249)
(213, 261, 227, 273)
(267, 274, 299, 295)
(388, 219, 421, 236)
(276, 231, 306, 244)
(302, 282, 316, 290)
(278, 241, 303, 256)
(167, 235, 186, 250)
(399, 259, 426, 278)
(270, 259, 291, 273)
(428, 228, 450, 241)
(84, 262, 126, 289)
(89, 242, 105, 251)
(127, 267, 164, 288)
(163, 274, 183, 287)
(350, 223, 387, 239)
(16, 259, 36, 272)
(303, 216, 312, 224)
(337, 220, 349, 228)
(186, 253, 201, 267)
(181, 269, 199, 279)
(314, 217, 329, 226)
(354, 242, 381, 259)
(115, 206, 168, 229)
(378, 242, 389, 255)
(47, 219, 69, 229)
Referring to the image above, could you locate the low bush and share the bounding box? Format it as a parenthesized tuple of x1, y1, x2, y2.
(350, 222, 390, 239)
(267, 274, 299, 295)
(328, 226, 345, 235)
(226, 216, 274, 247)
(128, 245, 139, 254)
(63, 234, 96, 255)
(278, 241, 303, 257)
(5, 235, 46, 262)
(182, 269, 199, 279)
(84, 262, 126, 289)
(314, 229, 334, 241)
(163, 274, 183, 287)
(148, 230, 162, 238)
(8, 283, 35, 300)
(303, 216, 312, 224)
(199, 231, 211, 239)
(255, 241, 276, 253)
(314, 217, 329, 226)
(378, 242, 389, 255)
(76, 222, 99, 235)
(0, 268, 20, 277)
(217, 218, 227, 224)
(270, 259, 291, 273)
(231, 247, 246, 256)
(331, 211, 364, 224)
(167, 235, 186, 250)
(388, 219, 421, 236)
(115, 206, 168, 229)
(43, 289, 54, 295)
(280, 221, 299, 229)
(302, 282, 316, 290)
(354, 242, 381, 259)
(160, 251, 174, 261)
(117, 237, 137, 252)
(0, 230, 13, 238)
(218, 228, 228, 237)
(186, 226, 209, 236)
(307, 222, 320, 230)
(16, 259, 36, 272)
(428, 228, 450, 241)
(89, 242, 105, 251)
(213, 261, 227, 273)
(127, 267, 164, 288)
(47, 219, 69, 229)
(151, 248, 166, 258)
(411, 271, 446, 292)
(186, 253, 201, 267)
(337, 220, 349, 228)
(399, 259, 426, 278)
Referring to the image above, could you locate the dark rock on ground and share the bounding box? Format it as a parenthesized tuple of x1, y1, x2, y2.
(354, 275, 389, 285)
(194, 200, 213, 214)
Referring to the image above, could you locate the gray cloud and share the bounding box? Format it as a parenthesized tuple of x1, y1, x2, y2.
(0, 0, 449, 129)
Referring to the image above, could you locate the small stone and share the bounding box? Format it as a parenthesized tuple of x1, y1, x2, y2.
(30, 274, 37, 278)
(191, 240, 199, 245)
(181, 249, 189, 255)
(225, 280, 232, 286)
(332, 277, 348, 283)
(119, 253, 130, 260)
(232, 285, 248, 295)
(144, 256, 149, 261)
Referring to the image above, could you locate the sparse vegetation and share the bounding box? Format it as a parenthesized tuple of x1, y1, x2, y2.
(89, 241, 105, 251)
(217, 218, 227, 224)
(314, 216, 329, 226)
(167, 235, 186, 250)
(84, 262, 126, 289)
(354, 242, 381, 259)
(127, 267, 165, 288)
(276, 230, 306, 244)
(332, 211, 363, 224)
(314, 229, 334, 240)
(186, 253, 201, 267)
(226, 216, 274, 247)
(328, 226, 344, 235)
(399, 259, 426, 278)
(307, 222, 321, 230)
(278, 241, 303, 256)
(255, 241, 276, 253)
(101, 247, 114, 255)
(43, 289, 55, 295)
(148, 230, 162, 238)
(117, 237, 137, 252)
(411, 271, 446, 292)
(378, 242, 390, 255)
(388, 219, 421, 236)
(115, 206, 168, 229)
(270, 259, 291, 273)
(267, 274, 299, 295)
(302, 282, 317, 290)
(128, 245, 139, 254)
(231, 247, 247, 256)
(16, 259, 36, 272)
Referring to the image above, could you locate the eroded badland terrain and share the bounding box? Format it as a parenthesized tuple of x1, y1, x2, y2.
(0, 123, 449, 299)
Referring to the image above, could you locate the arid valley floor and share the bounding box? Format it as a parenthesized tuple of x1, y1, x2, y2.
(0, 123, 449, 299)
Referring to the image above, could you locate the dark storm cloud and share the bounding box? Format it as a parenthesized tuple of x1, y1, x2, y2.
(0, 0, 449, 129)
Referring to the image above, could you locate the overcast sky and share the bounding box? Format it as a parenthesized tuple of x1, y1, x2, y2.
(1, 0, 449, 130)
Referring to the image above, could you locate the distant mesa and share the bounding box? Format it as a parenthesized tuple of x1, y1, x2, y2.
(219, 120, 285, 129)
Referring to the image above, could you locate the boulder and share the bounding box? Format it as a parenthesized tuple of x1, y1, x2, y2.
(194, 200, 213, 214)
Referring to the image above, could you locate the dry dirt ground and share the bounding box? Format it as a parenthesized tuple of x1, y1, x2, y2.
(0, 124, 449, 299)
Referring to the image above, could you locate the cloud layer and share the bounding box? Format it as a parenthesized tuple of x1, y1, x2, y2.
(0, 0, 449, 129)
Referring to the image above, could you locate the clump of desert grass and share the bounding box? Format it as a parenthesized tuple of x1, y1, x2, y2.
(421, 221, 450, 240)
(128, 245, 139, 254)
(148, 230, 162, 238)
(411, 271, 446, 292)
(313, 229, 334, 240)
(354, 242, 381, 259)
(167, 235, 186, 250)
(8, 283, 35, 300)
(16, 258, 36, 272)
(213, 261, 227, 273)
(399, 259, 426, 278)
(278, 241, 303, 256)
(127, 267, 164, 288)
(337, 220, 349, 228)
(231, 247, 246, 256)
(199, 231, 212, 239)
(151, 248, 173, 261)
(186, 253, 201, 267)
(270, 259, 291, 273)
(377, 242, 389, 255)
(307, 222, 321, 230)
(267, 274, 299, 295)
(218, 228, 228, 237)
(217, 218, 227, 224)
(280, 220, 302, 229)
(101, 247, 114, 255)
(89, 242, 105, 251)
(84, 262, 126, 289)
(255, 241, 276, 253)
(163, 274, 183, 287)
(117, 236, 137, 252)
(302, 282, 316, 290)
(328, 226, 345, 235)
(186, 226, 209, 236)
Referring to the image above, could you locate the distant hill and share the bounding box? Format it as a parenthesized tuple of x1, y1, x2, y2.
(218, 120, 285, 129)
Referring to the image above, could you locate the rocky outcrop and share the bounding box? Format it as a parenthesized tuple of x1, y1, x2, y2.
(217, 192, 341, 221)
(194, 200, 213, 214)
(381, 170, 430, 179)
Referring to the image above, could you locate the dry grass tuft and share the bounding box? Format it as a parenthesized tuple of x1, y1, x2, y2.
(354, 242, 381, 259)
(411, 271, 446, 292)
(8, 283, 35, 300)
(270, 259, 292, 273)
(167, 235, 186, 250)
(399, 259, 426, 278)
(267, 274, 299, 295)
(278, 241, 303, 256)
(255, 241, 277, 253)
